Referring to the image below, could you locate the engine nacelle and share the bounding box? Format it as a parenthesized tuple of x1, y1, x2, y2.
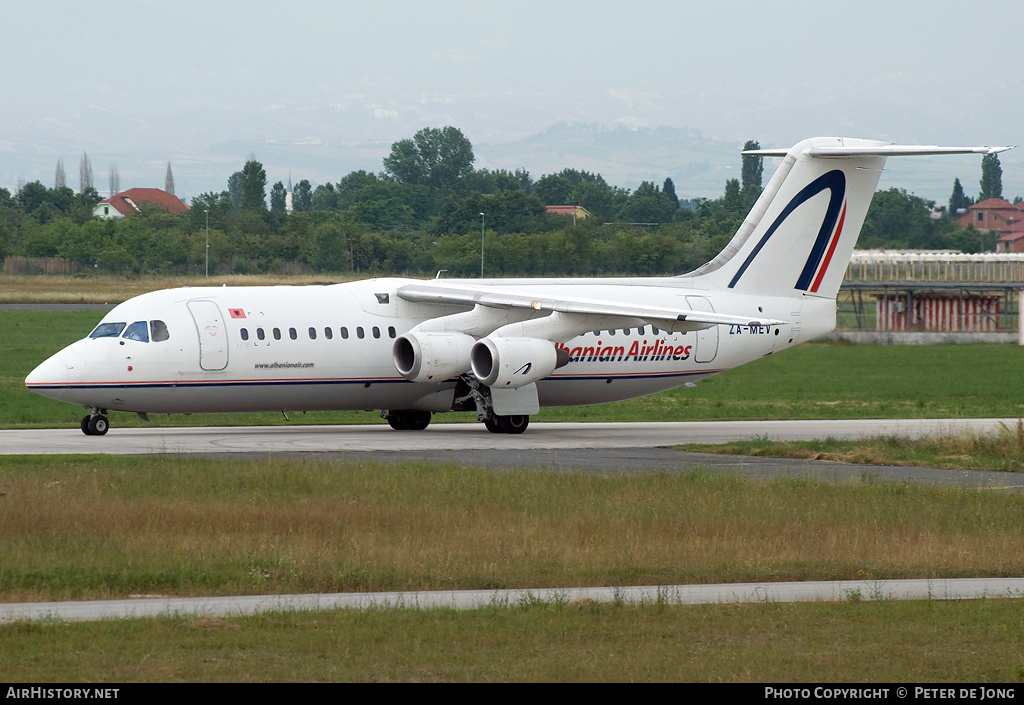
(393, 331, 475, 383)
(470, 336, 568, 388)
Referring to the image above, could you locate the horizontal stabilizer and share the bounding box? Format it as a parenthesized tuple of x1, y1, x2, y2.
(744, 144, 1013, 158)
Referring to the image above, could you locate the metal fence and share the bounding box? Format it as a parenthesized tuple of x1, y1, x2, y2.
(838, 252, 1023, 332)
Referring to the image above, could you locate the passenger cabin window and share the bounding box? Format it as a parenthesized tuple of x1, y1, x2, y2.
(241, 328, 249, 341)
(273, 328, 281, 340)
(289, 328, 297, 340)
(372, 326, 380, 339)
(90, 322, 126, 339)
(388, 326, 396, 338)
(123, 321, 149, 342)
(356, 327, 365, 339)
(324, 327, 333, 340)
(340, 327, 349, 339)
(308, 327, 317, 340)
(257, 328, 266, 341)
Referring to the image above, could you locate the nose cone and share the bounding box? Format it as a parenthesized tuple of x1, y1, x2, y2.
(25, 349, 84, 402)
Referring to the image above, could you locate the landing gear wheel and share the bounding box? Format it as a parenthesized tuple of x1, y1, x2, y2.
(497, 415, 529, 435)
(384, 410, 431, 431)
(403, 410, 431, 431)
(484, 418, 503, 434)
(81, 415, 93, 436)
(86, 415, 109, 436)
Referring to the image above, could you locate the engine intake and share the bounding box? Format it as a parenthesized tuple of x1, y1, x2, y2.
(393, 331, 475, 383)
(470, 336, 568, 388)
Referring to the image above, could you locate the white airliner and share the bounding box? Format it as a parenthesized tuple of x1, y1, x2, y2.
(26, 137, 1008, 436)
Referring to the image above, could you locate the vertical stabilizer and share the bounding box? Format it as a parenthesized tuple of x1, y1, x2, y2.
(689, 137, 886, 299)
(687, 138, 1009, 299)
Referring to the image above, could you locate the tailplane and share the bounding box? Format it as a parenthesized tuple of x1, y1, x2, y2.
(687, 137, 1009, 299)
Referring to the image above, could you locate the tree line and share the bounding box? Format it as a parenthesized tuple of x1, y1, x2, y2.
(0, 128, 1000, 277)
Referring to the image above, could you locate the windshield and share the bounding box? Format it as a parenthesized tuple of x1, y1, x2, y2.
(89, 322, 126, 339)
(122, 321, 149, 342)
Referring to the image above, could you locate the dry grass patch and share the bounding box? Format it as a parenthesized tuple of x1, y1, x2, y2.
(1, 456, 1023, 602)
(678, 421, 1024, 473)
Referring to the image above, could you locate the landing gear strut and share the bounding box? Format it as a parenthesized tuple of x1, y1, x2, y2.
(456, 375, 530, 434)
(381, 409, 432, 431)
(81, 409, 109, 436)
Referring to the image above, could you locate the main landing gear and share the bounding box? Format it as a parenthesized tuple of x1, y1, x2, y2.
(80, 409, 109, 436)
(455, 375, 530, 435)
(380, 409, 432, 431)
(482, 414, 530, 435)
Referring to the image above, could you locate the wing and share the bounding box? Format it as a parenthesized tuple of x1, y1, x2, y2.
(397, 281, 786, 331)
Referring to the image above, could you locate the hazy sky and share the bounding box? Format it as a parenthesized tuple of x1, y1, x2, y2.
(3, 0, 1021, 197)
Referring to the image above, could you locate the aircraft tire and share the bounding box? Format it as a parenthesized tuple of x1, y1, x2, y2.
(386, 413, 408, 431)
(87, 415, 109, 436)
(403, 410, 431, 431)
(81, 415, 93, 436)
(484, 418, 503, 433)
(497, 415, 529, 434)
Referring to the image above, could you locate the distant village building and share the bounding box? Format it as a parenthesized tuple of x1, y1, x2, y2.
(94, 188, 190, 219)
(955, 198, 1024, 252)
(545, 205, 592, 219)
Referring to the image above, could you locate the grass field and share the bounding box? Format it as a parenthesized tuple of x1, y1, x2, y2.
(2, 455, 1023, 682)
(2, 456, 1021, 602)
(4, 600, 1023, 682)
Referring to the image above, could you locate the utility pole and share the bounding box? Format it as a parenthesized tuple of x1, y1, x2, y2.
(204, 209, 210, 277)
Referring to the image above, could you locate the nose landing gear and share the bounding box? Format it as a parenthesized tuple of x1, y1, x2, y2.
(81, 410, 109, 436)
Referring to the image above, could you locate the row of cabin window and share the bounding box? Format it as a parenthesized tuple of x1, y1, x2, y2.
(239, 325, 398, 342)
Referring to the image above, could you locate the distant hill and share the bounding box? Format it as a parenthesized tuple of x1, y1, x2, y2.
(476, 123, 742, 199)
(2, 122, 1018, 206)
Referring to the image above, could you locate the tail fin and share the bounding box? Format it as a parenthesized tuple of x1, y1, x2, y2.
(687, 137, 1008, 299)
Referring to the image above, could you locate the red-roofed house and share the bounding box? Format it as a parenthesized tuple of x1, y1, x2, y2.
(956, 198, 1024, 252)
(545, 205, 592, 219)
(94, 188, 190, 220)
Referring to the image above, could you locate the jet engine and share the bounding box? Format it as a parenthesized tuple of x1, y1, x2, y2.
(393, 331, 475, 383)
(470, 336, 569, 388)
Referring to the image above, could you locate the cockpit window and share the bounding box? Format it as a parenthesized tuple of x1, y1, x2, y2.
(123, 321, 150, 342)
(89, 322, 126, 339)
(151, 320, 169, 342)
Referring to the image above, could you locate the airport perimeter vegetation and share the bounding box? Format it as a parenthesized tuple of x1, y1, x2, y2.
(5, 275, 1024, 682)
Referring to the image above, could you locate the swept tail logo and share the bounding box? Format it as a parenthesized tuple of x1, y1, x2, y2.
(729, 169, 847, 293)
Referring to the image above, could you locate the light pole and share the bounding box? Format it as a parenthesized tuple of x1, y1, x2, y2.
(479, 212, 485, 278)
(204, 208, 210, 277)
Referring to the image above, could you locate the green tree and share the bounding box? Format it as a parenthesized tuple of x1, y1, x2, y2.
(723, 178, 742, 213)
(240, 160, 267, 213)
(663, 177, 679, 209)
(383, 126, 475, 192)
(948, 178, 973, 215)
(741, 140, 763, 207)
(618, 182, 677, 224)
(979, 153, 1002, 201)
(293, 180, 313, 212)
(226, 171, 243, 213)
(270, 181, 287, 214)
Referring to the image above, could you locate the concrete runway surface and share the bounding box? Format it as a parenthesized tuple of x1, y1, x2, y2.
(2, 417, 1019, 455)
(3, 578, 1024, 623)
